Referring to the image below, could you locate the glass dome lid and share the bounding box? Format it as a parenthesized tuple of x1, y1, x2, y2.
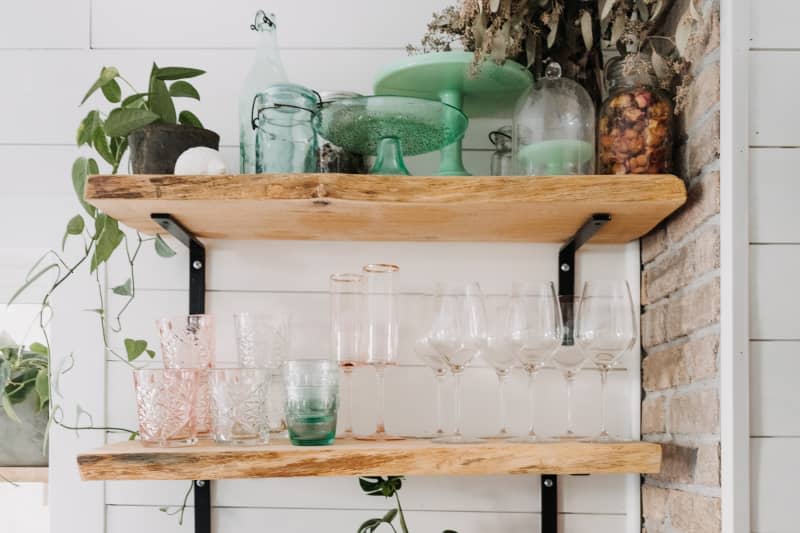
(512, 62, 596, 176)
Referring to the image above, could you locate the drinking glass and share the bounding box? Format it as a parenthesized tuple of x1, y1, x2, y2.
(413, 336, 449, 438)
(552, 296, 590, 440)
(157, 314, 216, 436)
(210, 368, 270, 445)
(329, 273, 365, 438)
(482, 302, 516, 439)
(575, 280, 637, 441)
(235, 312, 291, 433)
(133, 368, 199, 447)
(283, 359, 339, 446)
(508, 281, 563, 443)
(429, 282, 488, 444)
(359, 264, 402, 441)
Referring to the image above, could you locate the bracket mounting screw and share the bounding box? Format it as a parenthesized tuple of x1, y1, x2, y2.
(196, 480, 206, 487)
(543, 478, 554, 488)
(560, 263, 570, 272)
(192, 260, 203, 270)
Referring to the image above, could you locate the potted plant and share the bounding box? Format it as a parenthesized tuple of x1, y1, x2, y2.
(78, 63, 219, 174)
(0, 334, 49, 466)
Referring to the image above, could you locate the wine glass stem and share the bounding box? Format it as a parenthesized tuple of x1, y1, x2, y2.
(497, 373, 508, 433)
(453, 371, 463, 437)
(599, 366, 609, 438)
(565, 374, 575, 435)
(527, 371, 537, 437)
(343, 368, 353, 434)
(435, 373, 445, 435)
(375, 365, 386, 435)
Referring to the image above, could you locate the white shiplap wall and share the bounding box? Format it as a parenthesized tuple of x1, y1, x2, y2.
(749, 3, 800, 532)
(0, 2, 643, 532)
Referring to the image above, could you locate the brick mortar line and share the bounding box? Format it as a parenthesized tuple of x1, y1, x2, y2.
(641, 211, 720, 270)
(643, 375, 720, 398)
(642, 323, 720, 356)
(644, 433, 721, 445)
(683, 101, 721, 139)
(642, 479, 722, 498)
(641, 267, 720, 314)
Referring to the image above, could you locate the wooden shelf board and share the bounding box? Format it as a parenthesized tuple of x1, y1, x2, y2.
(0, 466, 48, 483)
(84, 173, 686, 243)
(77, 438, 661, 481)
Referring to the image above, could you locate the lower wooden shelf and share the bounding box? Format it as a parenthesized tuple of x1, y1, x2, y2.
(77, 438, 661, 481)
(0, 466, 48, 483)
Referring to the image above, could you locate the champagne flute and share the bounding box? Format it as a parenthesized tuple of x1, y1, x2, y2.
(330, 273, 365, 438)
(508, 281, 563, 443)
(413, 336, 449, 438)
(482, 302, 516, 439)
(551, 296, 590, 440)
(429, 282, 488, 444)
(575, 280, 637, 442)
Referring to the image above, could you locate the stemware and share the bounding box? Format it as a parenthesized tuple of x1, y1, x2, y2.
(575, 280, 637, 442)
(429, 282, 488, 444)
(507, 282, 563, 443)
(329, 273, 365, 438)
(482, 302, 516, 439)
(413, 336, 449, 438)
(359, 264, 402, 441)
(551, 296, 590, 440)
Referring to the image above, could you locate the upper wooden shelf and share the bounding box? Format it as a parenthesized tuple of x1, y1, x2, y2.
(0, 466, 48, 483)
(84, 173, 686, 243)
(77, 439, 661, 481)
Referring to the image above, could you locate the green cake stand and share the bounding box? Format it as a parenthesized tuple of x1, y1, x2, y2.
(315, 95, 468, 176)
(374, 51, 533, 175)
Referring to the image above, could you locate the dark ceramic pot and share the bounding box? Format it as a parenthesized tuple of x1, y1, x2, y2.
(128, 123, 220, 174)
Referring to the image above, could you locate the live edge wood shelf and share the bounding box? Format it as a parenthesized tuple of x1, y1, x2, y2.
(84, 173, 686, 243)
(77, 439, 661, 481)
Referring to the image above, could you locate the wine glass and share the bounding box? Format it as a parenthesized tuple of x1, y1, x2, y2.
(359, 264, 403, 441)
(508, 281, 563, 443)
(551, 296, 590, 440)
(575, 280, 637, 442)
(413, 336, 449, 439)
(482, 302, 516, 439)
(429, 282, 488, 444)
(330, 273, 365, 439)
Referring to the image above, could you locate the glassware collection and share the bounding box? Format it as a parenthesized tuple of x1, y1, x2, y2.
(133, 265, 637, 448)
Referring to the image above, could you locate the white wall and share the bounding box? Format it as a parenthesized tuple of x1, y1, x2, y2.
(0, 2, 643, 532)
(748, 3, 800, 531)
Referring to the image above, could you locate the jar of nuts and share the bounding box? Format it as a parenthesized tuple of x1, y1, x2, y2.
(598, 55, 674, 174)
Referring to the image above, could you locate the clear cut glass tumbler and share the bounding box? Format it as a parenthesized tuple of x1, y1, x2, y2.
(133, 368, 199, 448)
(210, 368, 270, 445)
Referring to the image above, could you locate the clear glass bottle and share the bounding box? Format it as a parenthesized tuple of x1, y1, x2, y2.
(512, 62, 595, 175)
(317, 91, 367, 174)
(252, 83, 320, 173)
(489, 126, 512, 176)
(239, 10, 287, 173)
(598, 54, 674, 174)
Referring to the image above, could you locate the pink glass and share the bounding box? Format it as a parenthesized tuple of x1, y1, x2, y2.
(133, 368, 199, 447)
(156, 315, 216, 436)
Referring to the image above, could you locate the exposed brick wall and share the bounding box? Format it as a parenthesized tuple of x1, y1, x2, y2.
(640, 1, 721, 532)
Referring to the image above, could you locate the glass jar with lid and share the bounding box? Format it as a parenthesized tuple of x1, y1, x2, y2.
(489, 126, 512, 176)
(512, 62, 595, 176)
(252, 83, 320, 173)
(598, 54, 674, 174)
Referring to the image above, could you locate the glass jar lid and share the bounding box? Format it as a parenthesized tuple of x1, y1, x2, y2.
(489, 126, 512, 151)
(605, 54, 659, 92)
(251, 10, 277, 32)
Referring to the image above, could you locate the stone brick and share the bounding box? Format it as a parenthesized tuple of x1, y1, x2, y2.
(694, 442, 721, 486)
(684, 63, 720, 130)
(684, 4, 721, 67)
(655, 443, 697, 484)
(669, 490, 721, 533)
(642, 303, 669, 349)
(642, 227, 668, 264)
(642, 485, 669, 528)
(668, 172, 720, 243)
(642, 395, 666, 434)
(665, 277, 720, 340)
(643, 224, 720, 304)
(643, 334, 719, 391)
(687, 110, 720, 178)
(670, 389, 719, 434)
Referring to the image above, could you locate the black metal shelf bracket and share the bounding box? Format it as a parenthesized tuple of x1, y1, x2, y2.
(540, 213, 612, 533)
(150, 214, 211, 533)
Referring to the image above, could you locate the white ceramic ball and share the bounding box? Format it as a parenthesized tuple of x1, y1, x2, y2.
(174, 146, 227, 175)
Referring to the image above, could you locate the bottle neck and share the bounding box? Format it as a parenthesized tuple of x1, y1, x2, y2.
(255, 30, 282, 63)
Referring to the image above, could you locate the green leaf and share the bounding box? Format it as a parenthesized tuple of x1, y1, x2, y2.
(93, 126, 115, 166)
(154, 66, 205, 80)
(90, 216, 124, 273)
(357, 518, 383, 533)
(154, 234, 176, 258)
(112, 278, 132, 296)
(101, 78, 122, 103)
(72, 157, 98, 217)
(76, 110, 101, 147)
(2, 395, 21, 423)
(104, 108, 160, 138)
(121, 92, 150, 109)
(146, 349, 156, 359)
(148, 62, 176, 124)
(382, 509, 398, 523)
(169, 81, 200, 100)
(28, 343, 49, 357)
(80, 66, 120, 105)
(8, 263, 58, 306)
(0, 361, 10, 392)
(61, 214, 85, 250)
(128, 432, 138, 441)
(178, 110, 203, 129)
(35, 369, 49, 409)
(124, 339, 148, 361)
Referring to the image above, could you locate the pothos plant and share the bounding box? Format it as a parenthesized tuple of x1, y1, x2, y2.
(358, 477, 457, 533)
(0, 334, 49, 422)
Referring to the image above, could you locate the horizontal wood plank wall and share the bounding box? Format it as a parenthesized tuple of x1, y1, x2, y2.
(0, 1, 642, 532)
(749, 9, 800, 532)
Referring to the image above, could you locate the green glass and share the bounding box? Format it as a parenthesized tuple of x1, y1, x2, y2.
(283, 360, 338, 446)
(314, 96, 468, 176)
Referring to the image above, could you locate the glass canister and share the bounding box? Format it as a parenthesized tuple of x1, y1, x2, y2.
(317, 92, 367, 174)
(512, 62, 595, 176)
(598, 55, 674, 174)
(489, 126, 512, 176)
(252, 83, 320, 173)
(239, 10, 288, 173)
